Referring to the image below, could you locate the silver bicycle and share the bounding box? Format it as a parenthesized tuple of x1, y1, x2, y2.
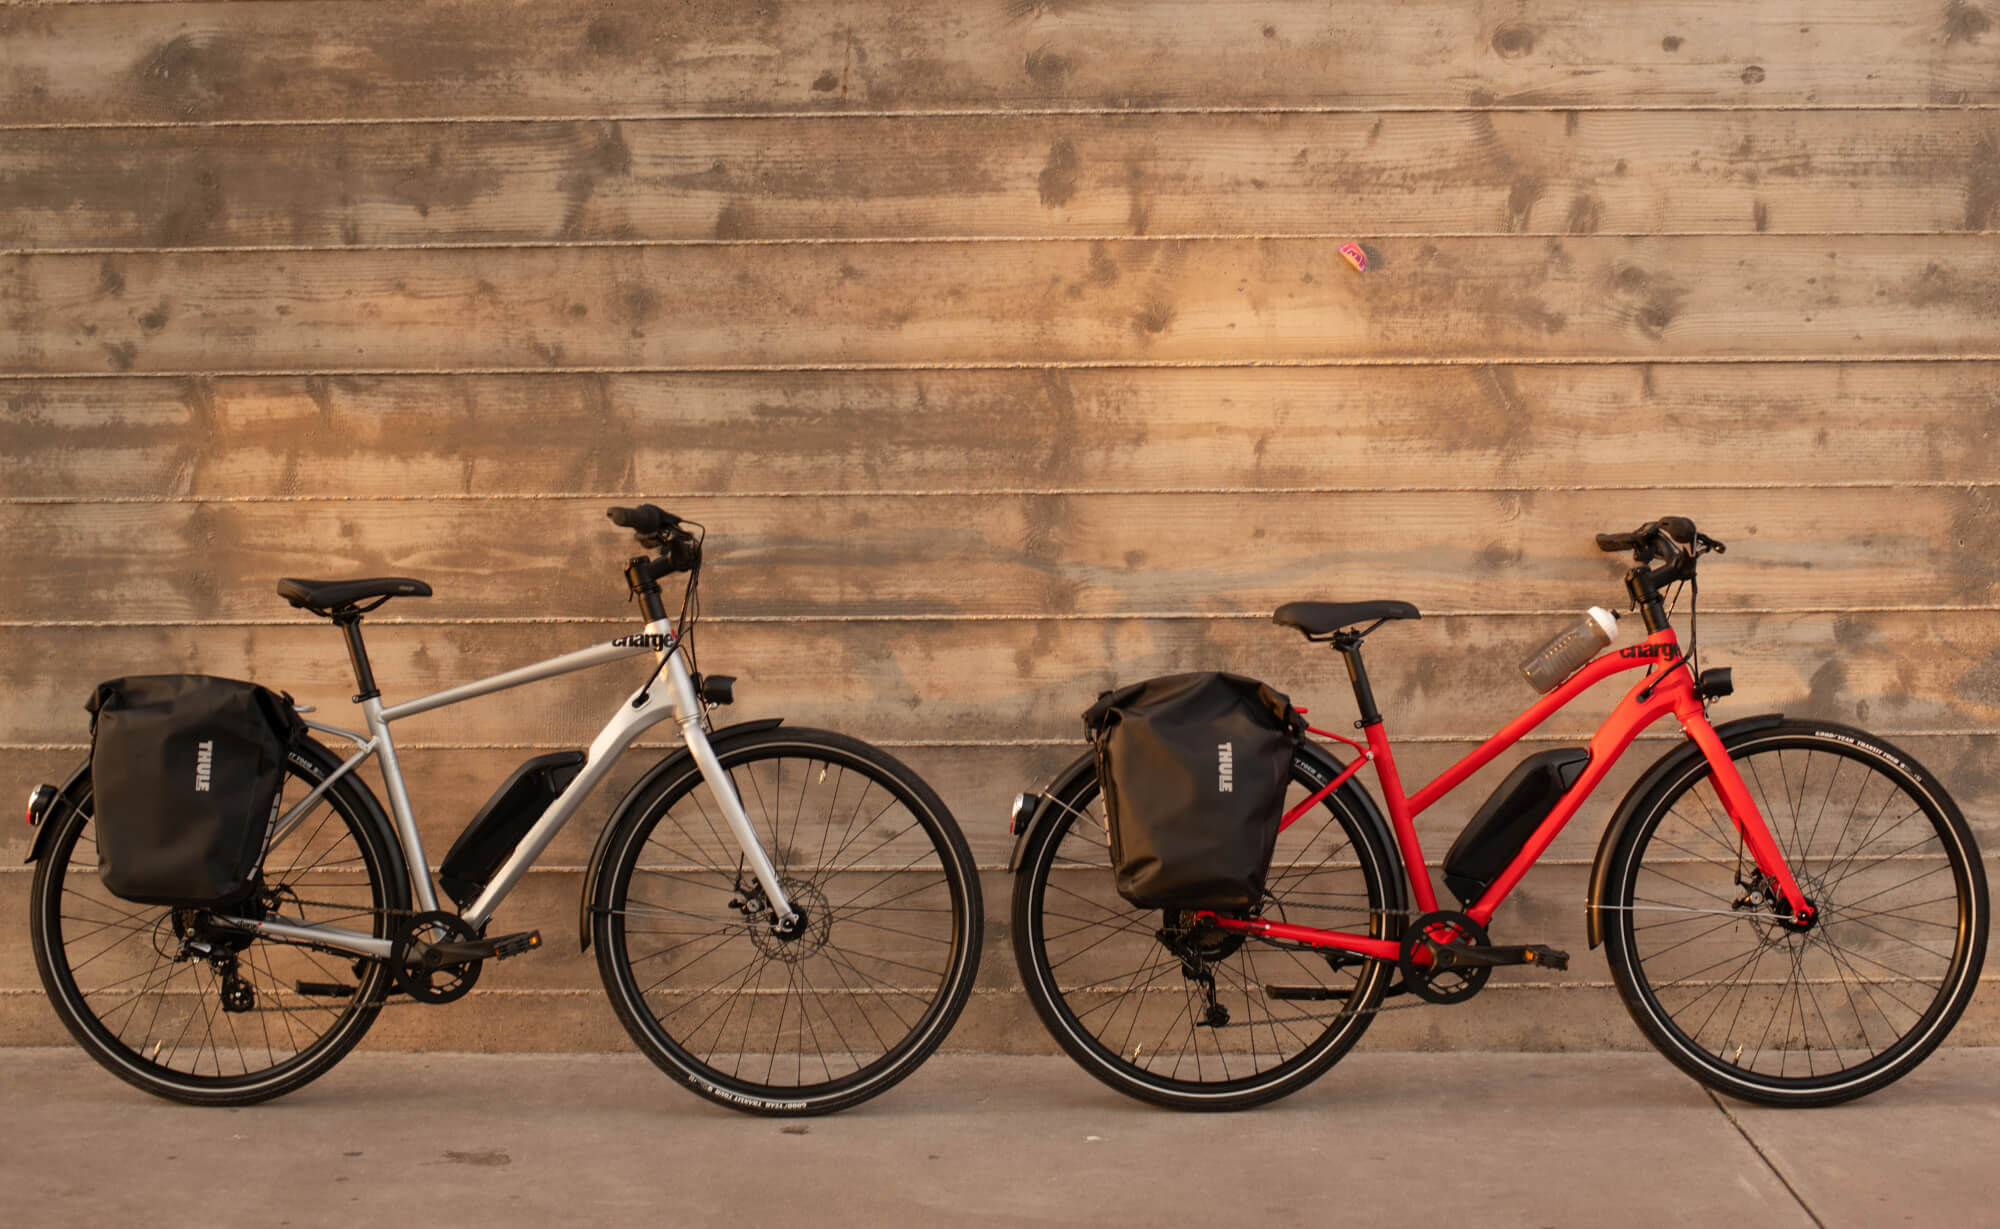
(26, 505, 982, 1114)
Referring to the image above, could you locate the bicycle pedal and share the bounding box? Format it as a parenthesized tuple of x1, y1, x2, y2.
(1452, 944, 1570, 970)
(1265, 984, 1359, 1002)
(295, 981, 357, 999)
(427, 929, 543, 964)
(491, 930, 542, 959)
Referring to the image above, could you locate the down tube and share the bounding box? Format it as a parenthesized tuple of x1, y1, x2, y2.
(1462, 677, 1689, 928)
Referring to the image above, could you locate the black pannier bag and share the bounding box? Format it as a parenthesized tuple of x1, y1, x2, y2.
(86, 675, 304, 907)
(1082, 672, 1306, 911)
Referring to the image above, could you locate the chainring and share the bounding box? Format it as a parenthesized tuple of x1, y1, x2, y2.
(392, 910, 483, 1004)
(1397, 909, 1493, 1005)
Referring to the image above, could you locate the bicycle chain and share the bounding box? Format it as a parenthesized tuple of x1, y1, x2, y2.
(1224, 906, 1501, 1019)
(246, 898, 476, 1010)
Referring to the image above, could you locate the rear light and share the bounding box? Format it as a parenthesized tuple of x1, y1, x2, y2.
(26, 783, 57, 827)
(1009, 792, 1039, 835)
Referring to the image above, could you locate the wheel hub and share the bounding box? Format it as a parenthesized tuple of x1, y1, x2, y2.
(1161, 911, 1247, 962)
(745, 880, 831, 962)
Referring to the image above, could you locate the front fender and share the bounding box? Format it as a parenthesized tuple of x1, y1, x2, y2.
(1584, 712, 1785, 948)
(577, 718, 785, 950)
(1005, 740, 1409, 920)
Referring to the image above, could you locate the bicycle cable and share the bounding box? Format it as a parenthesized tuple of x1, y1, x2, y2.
(629, 520, 705, 713)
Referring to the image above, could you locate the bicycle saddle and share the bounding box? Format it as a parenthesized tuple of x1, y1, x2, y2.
(277, 577, 433, 612)
(1272, 600, 1421, 637)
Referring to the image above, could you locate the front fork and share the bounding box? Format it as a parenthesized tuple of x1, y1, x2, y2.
(1683, 712, 1816, 926)
(662, 646, 800, 931)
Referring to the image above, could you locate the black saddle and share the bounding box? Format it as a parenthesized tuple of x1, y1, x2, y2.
(277, 577, 432, 614)
(1272, 600, 1421, 637)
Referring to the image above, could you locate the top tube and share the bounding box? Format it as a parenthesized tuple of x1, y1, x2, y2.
(377, 636, 656, 723)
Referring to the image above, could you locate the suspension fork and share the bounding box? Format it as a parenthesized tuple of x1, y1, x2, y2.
(1682, 708, 1815, 923)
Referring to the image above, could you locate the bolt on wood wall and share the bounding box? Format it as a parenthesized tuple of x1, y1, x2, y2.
(3, 0, 1997, 1054)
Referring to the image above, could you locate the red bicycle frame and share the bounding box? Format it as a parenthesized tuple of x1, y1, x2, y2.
(1205, 626, 1813, 960)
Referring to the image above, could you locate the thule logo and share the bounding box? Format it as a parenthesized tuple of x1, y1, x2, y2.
(194, 740, 214, 792)
(1217, 742, 1234, 793)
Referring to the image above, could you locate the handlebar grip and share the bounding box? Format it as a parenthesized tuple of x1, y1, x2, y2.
(1596, 532, 1640, 553)
(1657, 516, 1697, 544)
(607, 504, 677, 534)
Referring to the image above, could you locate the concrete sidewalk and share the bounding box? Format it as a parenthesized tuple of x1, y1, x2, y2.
(6, 1047, 1995, 1228)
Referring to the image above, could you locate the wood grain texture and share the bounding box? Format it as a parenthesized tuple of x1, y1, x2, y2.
(5, 0, 1998, 124)
(7, 236, 2000, 374)
(7, 366, 1998, 500)
(3, 487, 1994, 621)
(8, 110, 2000, 250)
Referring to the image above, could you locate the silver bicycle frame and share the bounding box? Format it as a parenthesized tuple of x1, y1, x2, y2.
(214, 616, 795, 960)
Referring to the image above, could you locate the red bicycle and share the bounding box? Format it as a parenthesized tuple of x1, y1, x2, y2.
(1008, 519, 1988, 1109)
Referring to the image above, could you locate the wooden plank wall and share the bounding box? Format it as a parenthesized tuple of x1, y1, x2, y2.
(3, 0, 1997, 1055)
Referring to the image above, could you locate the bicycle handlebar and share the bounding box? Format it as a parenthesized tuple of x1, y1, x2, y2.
(608, 505, 702, 580)
(1596, 517, 1726, 575)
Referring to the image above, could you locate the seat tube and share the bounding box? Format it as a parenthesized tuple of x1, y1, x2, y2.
(364, 698, 439, 913)
(1364, 722, 1439, 915)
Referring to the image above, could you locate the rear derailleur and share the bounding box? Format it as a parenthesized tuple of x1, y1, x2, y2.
(1158, 913, 1237, 1029)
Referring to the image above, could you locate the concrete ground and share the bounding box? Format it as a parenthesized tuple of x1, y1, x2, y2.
(6, 1047, 1996, 1228)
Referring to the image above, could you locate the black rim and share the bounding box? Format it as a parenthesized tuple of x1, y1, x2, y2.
(37, 772, 392, 1092)
(1024, 757, 1391, 1096)
(1619, 736, 1979, 1091)
(604, 740, 971, 1101)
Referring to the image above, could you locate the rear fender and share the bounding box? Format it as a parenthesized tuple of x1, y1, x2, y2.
(23, 759, 90, 865)
(577, 718, 784, 951)
(1584, 713, 1785, 948)
(1004, 750, 1098, 873)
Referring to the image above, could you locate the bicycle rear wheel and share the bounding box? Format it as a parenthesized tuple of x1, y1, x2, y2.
(1603, 721, 1987, 1106)
(29, 741, 405, 1105)
(592, 727, 981, 1115)
(1012, 748, 1399, 1110)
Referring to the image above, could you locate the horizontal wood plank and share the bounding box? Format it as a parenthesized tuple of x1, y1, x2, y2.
(9, 109, 2000, 250)
(6, 365, 1998, 500)
(5, 0, 1997, 124)
(6, 236, 2000, 374)
(4, 487, 1995, 621)
(6, 614, 1995, 750)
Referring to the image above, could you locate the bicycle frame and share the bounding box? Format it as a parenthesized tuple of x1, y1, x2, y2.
(213, 614, 796, 961)
(1207, 626, 1813, 960)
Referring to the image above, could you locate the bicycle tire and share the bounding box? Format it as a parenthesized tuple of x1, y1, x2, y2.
(1013, 748, 1399, 1110)
(1602, 720, 1987, 1106)
(30, 740, 406, 1105)
(592, 727, 981, 1115)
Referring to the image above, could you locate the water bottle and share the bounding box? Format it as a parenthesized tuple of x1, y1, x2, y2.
(1520, 607, 1618, 693)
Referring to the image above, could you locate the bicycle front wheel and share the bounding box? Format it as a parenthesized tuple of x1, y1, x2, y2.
(1603, 720, 1987, 1106)
(1013, 749, 1400, 1110)
(29, 742, 405, 1105)
(593, 726, 981, 1115)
